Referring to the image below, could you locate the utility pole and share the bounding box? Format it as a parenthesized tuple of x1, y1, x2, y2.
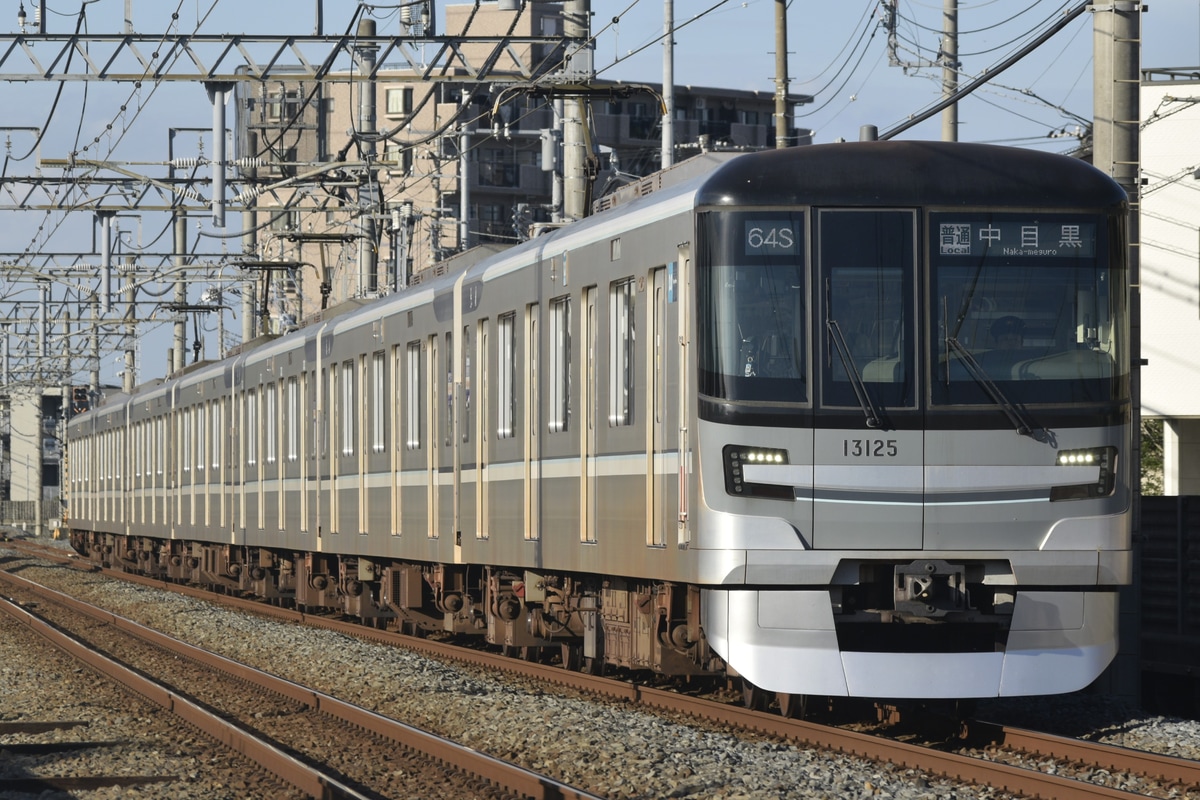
(1092, 0, 1141, 704)
(460, 89, 472, 251)
(173, 215, 187, 372)
(662, 0, 674, 168)
(205, 82, 235, 228)
(941, 0, 958, 142)
(561, 0, 592, 220)
(123, 259, 135, 394)
(774, 0, 789, 148)
(355, 18, 379, 296)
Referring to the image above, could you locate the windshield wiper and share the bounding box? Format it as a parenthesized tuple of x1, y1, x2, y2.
(827, 317, 884, 429)
(945, 336, 1046, 440)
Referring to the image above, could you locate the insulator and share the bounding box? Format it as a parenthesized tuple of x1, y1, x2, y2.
(170, 158, 202, 168)
(233, 187, 262, 204)
(231, 157, 267, 168)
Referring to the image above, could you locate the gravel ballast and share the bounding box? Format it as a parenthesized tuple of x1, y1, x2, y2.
(4, 539, 1199, 800)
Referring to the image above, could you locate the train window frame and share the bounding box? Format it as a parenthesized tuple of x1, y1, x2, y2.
(696, 209, 809, 407)
(182, 407, 192, 474)
(286, 377, 299, 463)
(372, 350, 386, 454)
(817, 208, 918, 412)
(548, 294, 572, 434)
(609, 277, 635, 427)
(196, 400, 206, 473)
(478, 317, 489, 444)
(927, 210, 1126, 408)
(212, 400, 222, 471)
(444, 331, 454, 447)
(265, 382, 278, 465)
(406, 341, 422, 451)
(156, 417, 164, 477)
(461, 326, 471, 445)
(246, 388, 258, 467)
(320, 367, 331, 461)
(497, 311, 516, 439)
(341, 358, 355, 457)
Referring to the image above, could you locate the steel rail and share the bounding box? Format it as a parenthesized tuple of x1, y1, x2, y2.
(0, 590, 372, 800)
(0, 566, 606, 800)
(973, 720, 1200, 788)
(12, 540, 1195, 799)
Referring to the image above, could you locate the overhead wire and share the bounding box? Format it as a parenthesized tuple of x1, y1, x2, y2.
(878, 0, 1092, 139)
(6, 0, 223, 380)
(797, 13, 882, 119)
(894, 0, 1053, 37)
(794, 0, 877, 88)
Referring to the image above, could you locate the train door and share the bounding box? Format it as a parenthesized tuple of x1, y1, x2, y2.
(582, 286, 598, 544)
(238, 389, 250, 538)
(170, 396, 181, 537)
(301, 370, 312, 536)
(475, 318, 489, 540)
(282, 375, 299, 538)
(357, 354, 368, 536)
(453, 325, 469, 561)
(198, 399, 208, 530)
(648, 266, 672, 547)
(390, 346, 402, 536)
(227, 369, 240, 539)
(251, 387, 264, 537)
(524, 303, 540, 543)
(158, 415, 167, 534)
(317, 365, 331, 544)
(214, 396, 225, 534)
(427, 333, 440, 540)
(813, 208, 921, 550)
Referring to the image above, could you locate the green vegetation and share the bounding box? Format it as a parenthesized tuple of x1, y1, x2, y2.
(1141, 418, 1163, 496)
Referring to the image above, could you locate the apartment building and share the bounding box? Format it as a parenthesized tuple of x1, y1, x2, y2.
(232, 1, 810, 330)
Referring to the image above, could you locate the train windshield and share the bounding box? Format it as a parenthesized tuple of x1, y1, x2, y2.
(930, 212, 1127, 406)
(697, 211, 807, 403)
(818, 209, 917, 412)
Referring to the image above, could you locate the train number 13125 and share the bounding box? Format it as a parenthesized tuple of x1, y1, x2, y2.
(843, 438, 898, 457)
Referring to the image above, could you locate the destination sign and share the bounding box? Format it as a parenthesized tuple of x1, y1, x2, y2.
(933, 217, 1096, 259)
(744, 220, 799, 256)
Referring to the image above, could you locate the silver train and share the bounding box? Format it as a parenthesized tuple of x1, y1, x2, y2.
(67, 141, 1132, 703)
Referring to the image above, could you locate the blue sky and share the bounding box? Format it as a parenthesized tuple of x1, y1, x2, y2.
(596, 0, 1192, 149)
(15, 0, 1196, 154)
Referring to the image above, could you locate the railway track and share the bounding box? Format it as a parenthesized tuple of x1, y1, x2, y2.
(0, 589, 305, 799)
(6, 538, 1200, 799)
(0, 562, 603, 800)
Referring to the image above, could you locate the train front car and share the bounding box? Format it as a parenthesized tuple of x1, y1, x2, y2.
(692, 141, 1131, 699)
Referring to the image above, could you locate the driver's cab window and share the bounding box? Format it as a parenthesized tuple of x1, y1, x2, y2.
(817, 209, 916, 410)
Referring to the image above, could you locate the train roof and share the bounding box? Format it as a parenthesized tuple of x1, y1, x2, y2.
(70, 141, 1127, 425)
(695, 140, 1129, 210)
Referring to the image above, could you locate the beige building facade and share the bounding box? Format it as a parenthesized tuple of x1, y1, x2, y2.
(231, 2, 809, 333)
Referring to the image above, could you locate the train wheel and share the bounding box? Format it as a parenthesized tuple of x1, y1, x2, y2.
(561, 643, 581, 671)
(954, 699, 977, 720)
(742, 681, 766, 711)
(777, 692, 808, 720)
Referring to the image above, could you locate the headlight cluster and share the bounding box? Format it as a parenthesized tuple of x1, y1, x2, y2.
(1050, 446, 1118, 501)
(740, 449, 787, 464)
(723, 445, 794, 500)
